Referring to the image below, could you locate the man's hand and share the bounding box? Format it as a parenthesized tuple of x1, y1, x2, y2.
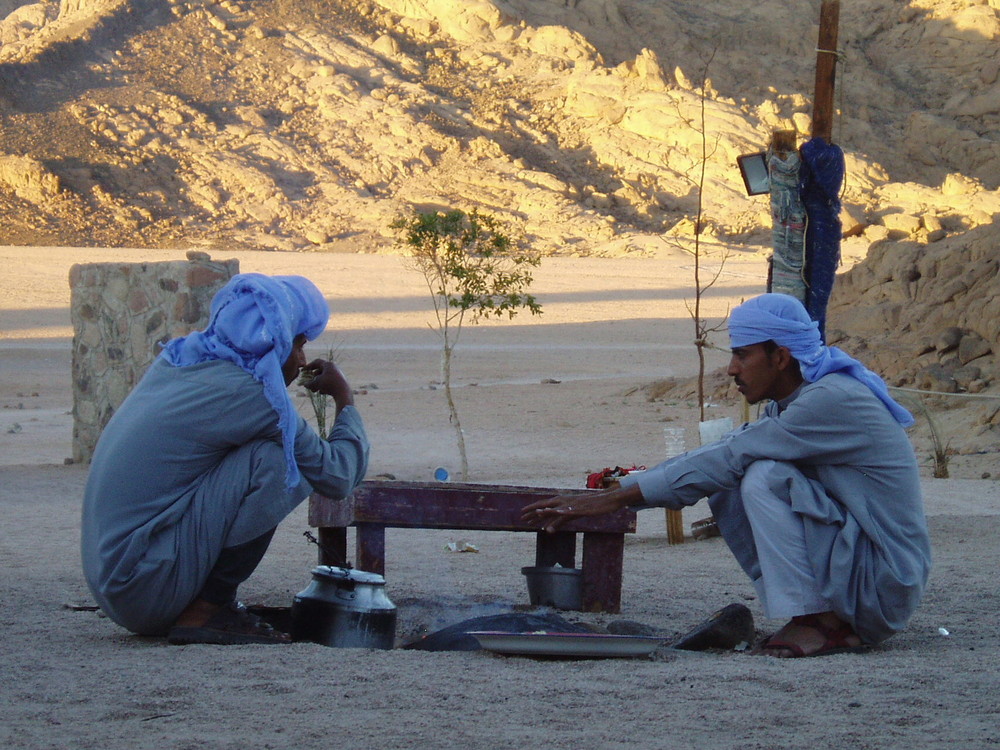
(300, 359, 355, 414)
(521, 485, 642, 533)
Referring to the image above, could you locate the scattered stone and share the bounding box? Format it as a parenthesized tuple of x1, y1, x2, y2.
(915, 364, 958, 393)
(0, 155, 61, 202)
(304, 229, 329, 245)
(952, 365, 982, 390)
(882, 211, 921, 235)
(936, 327, 964, 353)
(840, 204, 866, 238)
(958, 332, 991, 365)
(864, 225, 891, 244)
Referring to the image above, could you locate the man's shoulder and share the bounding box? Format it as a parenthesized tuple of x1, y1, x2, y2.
(154, 357, 253, 382)
(792, 373, 880, 409)
(807, 371, 867, 392)
(799, 372, 897, 417)
(144, 357, 261, 401)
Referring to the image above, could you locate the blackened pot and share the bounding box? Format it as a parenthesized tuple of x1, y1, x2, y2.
(290, 566, 397, 649)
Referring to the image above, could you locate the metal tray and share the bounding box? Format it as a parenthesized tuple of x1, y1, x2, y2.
(468, 631, 665, 658)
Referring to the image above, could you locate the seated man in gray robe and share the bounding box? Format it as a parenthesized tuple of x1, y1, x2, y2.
(81, 273, 370, 645)
(523, 293, 931, 657)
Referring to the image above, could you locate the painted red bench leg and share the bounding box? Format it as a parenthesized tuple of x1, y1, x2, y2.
(581, 532, 625, 613)
(317, 527, 348, 566)
(356, 523, 386, 575)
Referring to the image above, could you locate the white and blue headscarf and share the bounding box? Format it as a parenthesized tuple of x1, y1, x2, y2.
(160, 273, 330, 488)
(728, 293, 913, 427)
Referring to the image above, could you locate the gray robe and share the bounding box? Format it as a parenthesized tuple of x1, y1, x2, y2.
(619, 373, 931, 643)
(81, 358, 370, 635)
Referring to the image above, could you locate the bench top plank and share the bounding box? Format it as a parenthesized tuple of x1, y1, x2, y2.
(310, 480, 636, 534)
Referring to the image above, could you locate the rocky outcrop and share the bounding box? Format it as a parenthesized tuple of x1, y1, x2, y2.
(829, 223, 999, 391)
(0, 0, 996, 257)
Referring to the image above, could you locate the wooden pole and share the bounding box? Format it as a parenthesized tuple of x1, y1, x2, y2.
(666, 508, 685, 545)
(811, 0, 840, 143)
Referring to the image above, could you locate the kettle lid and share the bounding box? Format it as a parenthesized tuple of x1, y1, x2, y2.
(311, 565, 386, 585)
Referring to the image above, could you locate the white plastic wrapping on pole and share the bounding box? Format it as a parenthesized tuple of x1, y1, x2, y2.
(768, 147, 807, 302)
(699, 417, 733, 446)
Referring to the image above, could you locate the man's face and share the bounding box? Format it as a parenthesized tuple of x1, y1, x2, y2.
(282, 335, 308, 386)
(727, 342, 786, 404)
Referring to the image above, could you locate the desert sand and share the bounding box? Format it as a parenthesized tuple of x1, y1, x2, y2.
(2, 244, 999, 749)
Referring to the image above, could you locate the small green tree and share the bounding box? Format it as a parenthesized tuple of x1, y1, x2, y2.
(685, 47, 731, 423)
(660, 45, 730, 423)
(391, 208, 542, 480)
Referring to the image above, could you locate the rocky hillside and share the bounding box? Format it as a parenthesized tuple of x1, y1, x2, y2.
(1, 0, 999, 444)
(0, 0, 998, 254)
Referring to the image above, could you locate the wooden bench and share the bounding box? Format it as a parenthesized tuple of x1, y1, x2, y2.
(309, 480, 637, 613)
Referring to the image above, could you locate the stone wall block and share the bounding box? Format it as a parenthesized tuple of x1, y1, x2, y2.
(129, 288, 151, 313)
(69, 254, 239, 463)
(145, 311, 165, 335)
(186, 264, 231, 288)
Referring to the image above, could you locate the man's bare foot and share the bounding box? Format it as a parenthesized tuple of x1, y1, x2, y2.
(754, 611, 866, 658)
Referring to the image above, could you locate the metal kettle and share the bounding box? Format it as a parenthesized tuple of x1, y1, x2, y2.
(290, 565, 397, 649)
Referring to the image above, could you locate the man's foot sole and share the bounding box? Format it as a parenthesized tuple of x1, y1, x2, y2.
(754, 613, 870, 658)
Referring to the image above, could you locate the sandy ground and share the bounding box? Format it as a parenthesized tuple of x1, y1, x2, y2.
(2, 245, 999, 749)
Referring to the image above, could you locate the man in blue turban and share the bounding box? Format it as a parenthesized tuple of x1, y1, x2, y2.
(524, 293, 930, 657)
(82, 273, 370, 645)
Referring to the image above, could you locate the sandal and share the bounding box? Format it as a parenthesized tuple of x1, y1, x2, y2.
(168, 601, 291, 645)
(755, 613, 869, 658)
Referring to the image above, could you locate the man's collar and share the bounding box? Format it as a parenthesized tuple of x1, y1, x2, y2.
(775, 383, 805, 412)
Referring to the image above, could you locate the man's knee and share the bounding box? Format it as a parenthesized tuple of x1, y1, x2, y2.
(247, 440, 286, 485)
(210, 439, 286, 497)
(223, 440, 301, 547)
(741, 459, 816, 514)
(741, 459, 779, 501)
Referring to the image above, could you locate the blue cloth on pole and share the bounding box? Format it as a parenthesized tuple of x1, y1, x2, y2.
(798, 137, 845, 340)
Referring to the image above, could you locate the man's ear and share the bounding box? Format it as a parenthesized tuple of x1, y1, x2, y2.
(774, 345, 795, 371)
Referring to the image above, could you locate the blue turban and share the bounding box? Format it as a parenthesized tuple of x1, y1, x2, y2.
(160, 273, 330, 488)
(728, 294, 913, 426)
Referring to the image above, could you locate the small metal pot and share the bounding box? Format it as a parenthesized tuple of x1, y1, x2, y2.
(522, 565, 583, 610)
(290, 566, 397, 649)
